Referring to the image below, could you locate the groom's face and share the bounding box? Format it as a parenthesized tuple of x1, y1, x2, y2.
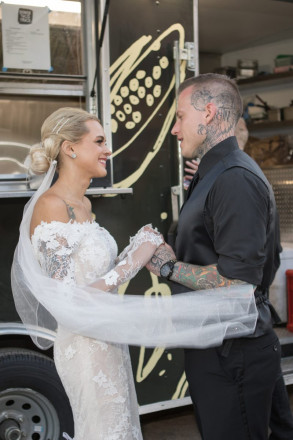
(171, 86, 206, 159)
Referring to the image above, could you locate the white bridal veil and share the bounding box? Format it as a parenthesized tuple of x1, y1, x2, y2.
(11, 161, 258, 350)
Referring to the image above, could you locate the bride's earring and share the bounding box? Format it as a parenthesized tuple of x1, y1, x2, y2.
(71, 153, 77, 159)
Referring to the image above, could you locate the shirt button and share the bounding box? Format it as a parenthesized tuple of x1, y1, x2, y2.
(273, 344, 278, 351)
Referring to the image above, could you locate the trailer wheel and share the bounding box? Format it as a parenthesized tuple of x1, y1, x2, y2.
(0, 348, 74, 440)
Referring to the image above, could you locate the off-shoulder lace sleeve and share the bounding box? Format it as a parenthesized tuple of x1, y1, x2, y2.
(31, 222, 79, 286)
(92, 225, 164, 291)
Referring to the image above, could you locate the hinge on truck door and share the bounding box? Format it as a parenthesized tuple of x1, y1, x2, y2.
(173, 42, 195, 71)
(171, 185, 181, 223)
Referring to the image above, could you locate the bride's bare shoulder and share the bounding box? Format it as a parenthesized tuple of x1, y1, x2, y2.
(30, 190, 69, 236)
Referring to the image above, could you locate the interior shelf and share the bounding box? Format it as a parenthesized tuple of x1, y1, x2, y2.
(247, 120, 293, 136)
(237, 71, 293, 93)
(238, 71, 293, 85)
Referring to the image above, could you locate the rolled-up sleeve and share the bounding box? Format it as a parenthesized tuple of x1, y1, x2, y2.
(205, 167, 271, 285)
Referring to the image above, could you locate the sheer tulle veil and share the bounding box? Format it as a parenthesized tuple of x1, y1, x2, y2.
(11, 160, 258, 350)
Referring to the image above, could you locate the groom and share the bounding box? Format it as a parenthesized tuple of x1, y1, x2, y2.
(147, 73, 293, 439)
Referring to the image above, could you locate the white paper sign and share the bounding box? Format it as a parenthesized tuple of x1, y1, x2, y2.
(2, 3, 51, 70)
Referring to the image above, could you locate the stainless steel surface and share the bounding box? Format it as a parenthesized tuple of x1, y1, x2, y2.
(0, 322, 56, 341)
(263, 166, 293, 242)
(0, 73, 86, 81)
(193, 0, 199, 77)
(83, 0, 98, 112)
(0, 98, 84, 146)
(173, 41, 184, 210)
(0, 141, 30, 192)
(0, 82, 84, 97)
(140, 397, 192, 416)
(99, 0, 113, 185)
(0, 142, 30, 176)
(0, 183, 29, 193)
(0, 187, 133, 198)
(0, 99, 123, 197)
(171, 185, 181, 223)
(86, 187, 133, 195)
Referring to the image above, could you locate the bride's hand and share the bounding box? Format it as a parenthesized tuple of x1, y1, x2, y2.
(138, 224, 162, 238)
(135, 225, 165, 266)
(137, 240, 164, 267)
(115, 224, 164, 267)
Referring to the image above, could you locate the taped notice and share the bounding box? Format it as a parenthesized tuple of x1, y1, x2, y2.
(1, 3, 51, 70)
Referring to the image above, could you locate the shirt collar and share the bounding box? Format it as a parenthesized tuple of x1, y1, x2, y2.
(198, 136, 239, 179)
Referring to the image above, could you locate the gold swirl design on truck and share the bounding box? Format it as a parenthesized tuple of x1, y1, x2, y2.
(108, 23, 186, 190)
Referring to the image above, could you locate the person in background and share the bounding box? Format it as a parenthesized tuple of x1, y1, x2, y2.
(147, 73, 292, 440)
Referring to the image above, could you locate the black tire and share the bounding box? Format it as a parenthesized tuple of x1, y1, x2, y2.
(0, 348, 74, 440)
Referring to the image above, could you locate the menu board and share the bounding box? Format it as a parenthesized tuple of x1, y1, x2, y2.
(1, 3, 51, 70)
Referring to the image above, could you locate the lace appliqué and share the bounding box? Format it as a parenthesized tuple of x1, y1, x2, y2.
(93, 370, 126, 401)
(64, 345, 76, 360)
(103, 269, 120, 286)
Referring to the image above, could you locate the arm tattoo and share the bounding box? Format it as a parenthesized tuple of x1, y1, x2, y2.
(171, 262, 246, 290)
(63, 201, 76, 220)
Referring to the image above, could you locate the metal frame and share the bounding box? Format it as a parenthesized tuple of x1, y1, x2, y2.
(0, 322, 56, 342)
(83, 0, 98, 111)
(171, 0, 199, 217)
(97, 0, 114, 185)
(173, 40, 185, 211)
(0, 82, 84, 97)
(193, 0, 199, 77)
(83, 0, 113, 185)
(0, 187, 133, 198)
(139, 396, 192, 415)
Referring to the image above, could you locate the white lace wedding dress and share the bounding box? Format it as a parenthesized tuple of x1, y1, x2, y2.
(31, 220, 144, 440)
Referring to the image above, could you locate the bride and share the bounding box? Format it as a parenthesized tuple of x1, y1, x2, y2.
(11, 107, 258, 440)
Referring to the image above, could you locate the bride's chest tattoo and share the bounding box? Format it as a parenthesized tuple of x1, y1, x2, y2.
(63, 201, 76, 220)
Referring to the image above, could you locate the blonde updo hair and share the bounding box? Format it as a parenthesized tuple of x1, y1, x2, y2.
(29, 107, 101, 175)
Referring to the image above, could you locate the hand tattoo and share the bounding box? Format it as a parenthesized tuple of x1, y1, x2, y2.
(146, 244, 176, 276)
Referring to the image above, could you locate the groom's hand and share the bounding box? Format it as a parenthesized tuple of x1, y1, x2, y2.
(146, 243, 176, 276)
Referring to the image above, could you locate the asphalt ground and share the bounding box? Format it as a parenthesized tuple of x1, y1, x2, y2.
(141, 405, 199, 439)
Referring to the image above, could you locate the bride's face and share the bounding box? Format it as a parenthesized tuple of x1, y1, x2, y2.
(74, 120, 111, 178)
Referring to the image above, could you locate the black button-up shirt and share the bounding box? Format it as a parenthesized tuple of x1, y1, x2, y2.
(176, 136, 280, 287)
